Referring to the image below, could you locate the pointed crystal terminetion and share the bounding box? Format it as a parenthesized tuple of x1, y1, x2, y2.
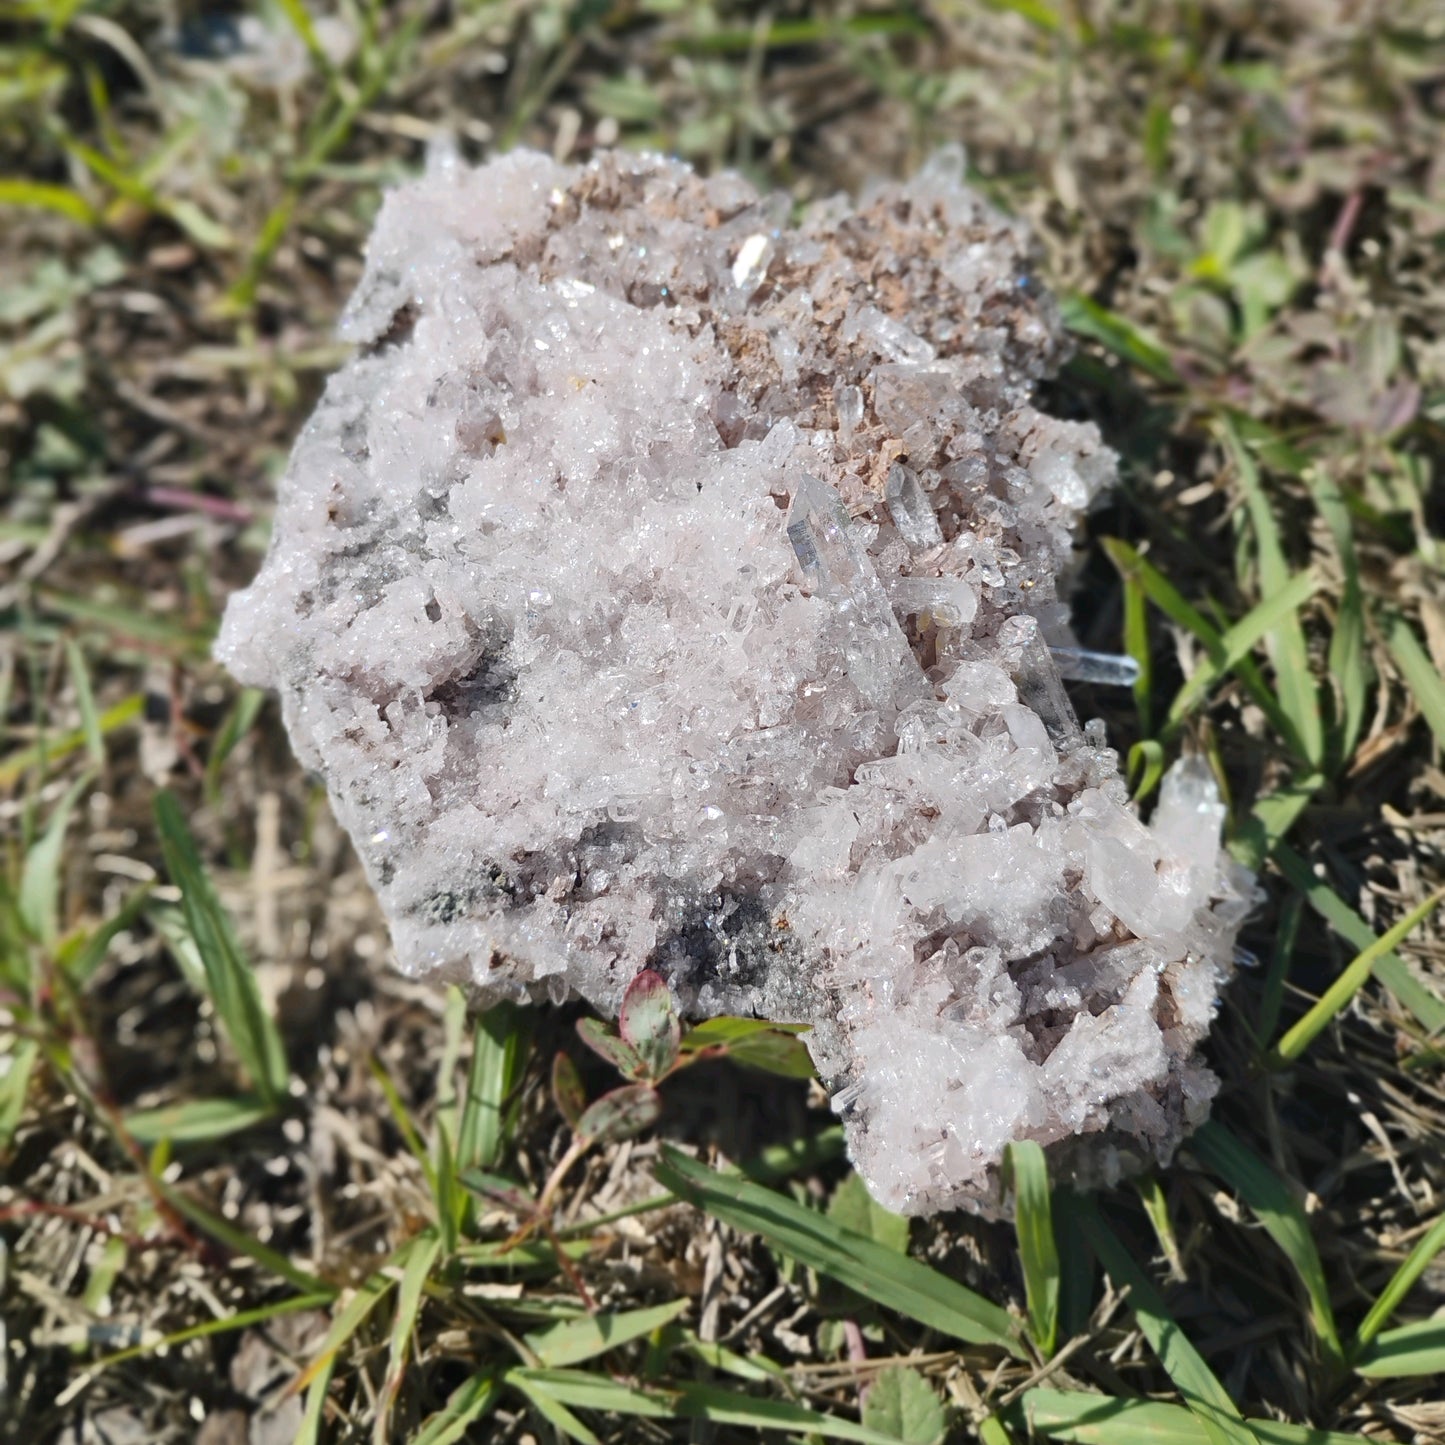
(885, 462, 944, 552)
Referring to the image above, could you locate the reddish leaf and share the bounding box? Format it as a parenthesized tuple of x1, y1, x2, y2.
(551, 1051, 587, 1130)
(576, 1017, 645, 1079)
(576, 1083, 661, 1145)
(459, 1168, 536, 1214)
(618, 969, 681, 1081)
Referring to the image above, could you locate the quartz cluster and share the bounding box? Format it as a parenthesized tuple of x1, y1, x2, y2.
(217, 145, 1256, 1214)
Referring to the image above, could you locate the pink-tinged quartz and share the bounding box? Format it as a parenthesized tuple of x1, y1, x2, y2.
(218, 146, 1255, 1214)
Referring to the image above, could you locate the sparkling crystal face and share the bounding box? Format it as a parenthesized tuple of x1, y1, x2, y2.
(218, 146, 1256, 1214)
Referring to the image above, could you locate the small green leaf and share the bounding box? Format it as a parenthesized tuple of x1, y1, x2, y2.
(618, 968, 681, 1080)
(1004, 1140, 1060, 1356)
(828, 1172, 909, 1256)
(862, 1366, 946, 1444)
(722, 1028, 816, 1078)
(551, 1051, 587, 1130)
(682, 1016, 815, 1075)
(655, 1146, 1021, 1354)
(458, 1169, 535, 1213)
(125, 1095, 275, 1144)
(576, 1083, 661, 1145)
(525, 1299, 689, 1367)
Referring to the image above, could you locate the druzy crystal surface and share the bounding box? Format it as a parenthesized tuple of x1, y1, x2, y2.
(217, 146, 1255, 1214)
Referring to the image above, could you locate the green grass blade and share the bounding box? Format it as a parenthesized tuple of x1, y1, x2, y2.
(1352, 1213, 1445, 1352)
(203, 687, 266, 801)
(0, 177, 98, 223)
(19, 770, 92, 946)
(524, 1298, 689, 1367)
(1165, 569, 1318, 729)
(1103, 539, 1305, 757)
(655, 1146, 1022, 1354)
(459, 1001, 530, 1173)
(1255, 892, 1304, 1045)
(295, 1354, 335, 1445)
(294, 1242, 424, 1391)
(505, 1367, 923, 1444)
(1134, 1175, 1184, 1282)
(61, 882, 152, 988)
(94, 1290, 333, 1370)
(377, 1227, 442, 1434)
(0, 693, 143, 788)
(1383, 613, 1445, 751)
(1016, 1388, 1368, 1445)
(1273, 843, 1445, 1036)
(1060, 294, 1179, 384)
(152, 1175, 331, 1296)
(125, 1095, 275, 1144)
(411, 1373, 503, 1445)
(1186, 1123, 1343, 1368)
(509, 1372, 603, 1444)
(1004, 1140, 1060, 1356)
(1352, 1319, 1445, 1378)
(1074, 1199, 1259, 1445)
(1302, 466, 1369, 765)
(64, 639, 104, 767)
(1, 1038, 39, 1152)
(1270, 887, 1445, 1063)
(154, 791, 289, 1105)
(1221, 416, 1324, 768)
(1123, 572, 1153, 735)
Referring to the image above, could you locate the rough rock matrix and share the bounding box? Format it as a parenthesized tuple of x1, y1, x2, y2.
(218, 145, 1256, 1214)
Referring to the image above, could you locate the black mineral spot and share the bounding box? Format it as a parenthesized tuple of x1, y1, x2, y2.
(426, 647, 517, 717)
(651, 892, 789, 995)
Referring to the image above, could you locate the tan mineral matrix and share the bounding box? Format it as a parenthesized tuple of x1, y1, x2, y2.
(218, 146, 1255, 1213)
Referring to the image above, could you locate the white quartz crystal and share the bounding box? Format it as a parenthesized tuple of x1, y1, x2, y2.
(217, 145, 1256, 1214)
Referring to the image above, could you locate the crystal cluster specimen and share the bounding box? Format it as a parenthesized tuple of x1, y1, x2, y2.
(218, 146, 1255, 1214)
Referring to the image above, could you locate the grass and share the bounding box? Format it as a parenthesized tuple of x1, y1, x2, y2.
(3, 1, 1445, 1441)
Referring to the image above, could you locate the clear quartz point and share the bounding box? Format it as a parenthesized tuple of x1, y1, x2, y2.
(1049, 646, 1141, 687)
(885, 462, 944, 552)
